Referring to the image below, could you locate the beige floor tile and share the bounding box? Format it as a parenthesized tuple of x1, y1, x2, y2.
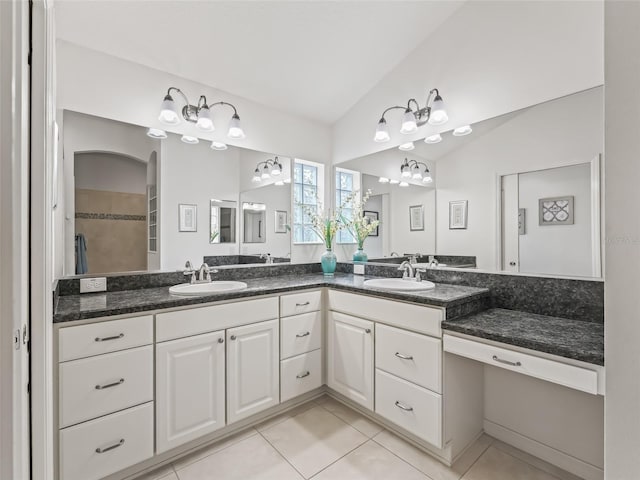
(171, 427, 258, 470)
(319, 397, 384, 438)
(462, 446, 562, 480)
(312, 440, 430, 480)
(260, 405, 368, 478)
(373, 430, 493, 480)
(175, 434, 303, 480)
(490, 440, 583, 480)
(130, 464, 175, 480)
(255, 401, 318, 432)
(313, 394, 331, 405)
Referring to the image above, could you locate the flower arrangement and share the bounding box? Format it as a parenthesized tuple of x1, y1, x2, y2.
(300, 202, 341, 250)
(340, 189, 380, 250)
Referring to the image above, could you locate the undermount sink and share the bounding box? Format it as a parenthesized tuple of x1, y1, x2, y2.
(169, 281, 248, 296)
(363, 278, 436, 291)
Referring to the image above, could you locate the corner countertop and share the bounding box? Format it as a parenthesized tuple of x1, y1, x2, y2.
(442, 308, 604, 366)
(53, 273, 490, 323)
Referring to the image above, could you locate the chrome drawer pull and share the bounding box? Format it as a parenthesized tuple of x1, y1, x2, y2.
(95, 438, 125, 454)
(94, 333, 124, 342)
(230, 335, 237, 340)
(395, 352, 414, 360)
(395, 401, 414, 412)
(295, 301, 311, 307)
(95, 378, 125, 390)
(365, 328, 371, 334)
(218, 338, 224, 344)
(492, 355, 521, 367)
(296, 371, 311, 379)
(296, 332, 310, 338)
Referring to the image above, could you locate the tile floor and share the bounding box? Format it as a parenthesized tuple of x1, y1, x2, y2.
(134, 395, 583, 480)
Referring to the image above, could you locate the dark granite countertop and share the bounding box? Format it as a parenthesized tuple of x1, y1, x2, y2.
(442, 308, 604, 365)
(54, 273, 490, 323)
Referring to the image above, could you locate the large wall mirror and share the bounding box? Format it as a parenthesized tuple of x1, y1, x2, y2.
(58, 110, 295, 276)
(334, 86, 603, 278)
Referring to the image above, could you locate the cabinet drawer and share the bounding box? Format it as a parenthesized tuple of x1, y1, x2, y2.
(59, 402, 154, 480)
(59, 345, 153, 428)
(375, 369, 442, 448)
(59, 315, 153, 362)
(280, 290, 322, 317)
(281, 311, 322, 359)
(328, 290, 442, 337)
(443, 334, 599, 394)
(156, 297, 279, 342)
(281, 349, 323, 402)
(376, 324, 442, 393)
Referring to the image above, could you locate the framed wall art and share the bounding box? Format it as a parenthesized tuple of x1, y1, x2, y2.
(178, 204, 197, 232)
(449, 200, 468, 229)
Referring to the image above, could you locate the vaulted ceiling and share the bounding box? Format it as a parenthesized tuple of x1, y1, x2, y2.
(54, 1, 465, 125)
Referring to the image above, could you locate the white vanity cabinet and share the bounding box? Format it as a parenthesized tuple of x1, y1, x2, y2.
(227, 319, 280, 423)
(155, 330, 226, 454)
(327, 311, 374, 409)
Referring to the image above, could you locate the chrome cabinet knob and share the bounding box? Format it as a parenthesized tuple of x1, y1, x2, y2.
(230, 335, 237, 341)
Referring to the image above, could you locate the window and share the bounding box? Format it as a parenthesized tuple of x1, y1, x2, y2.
(293, 159, 324, 243)
(336, 168, 361, 244)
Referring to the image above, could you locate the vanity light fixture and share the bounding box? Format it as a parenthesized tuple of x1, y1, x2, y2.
(378, 177, 390, 183)
(181, 135, 199, 144)
(210, 141, 228, 151)
(400, 158, 432, 183)
(374, 88, 448, 142)
(389, 179, 400, 185)
(146, 128, 167, 139)
(399, 181, 409, 187)
(158, 87, 245, 139)
(424, 133, 442, 144)
(251, 156, 284, 183)
(398, 142, 415, 151)
(453, 125, 473, 136)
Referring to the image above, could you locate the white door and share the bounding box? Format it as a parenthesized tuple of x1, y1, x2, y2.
(156, 331, 226, 453)
(501, 173, 520, 272)
(327, 311, 374, 409)
(227, 319, 279, 423)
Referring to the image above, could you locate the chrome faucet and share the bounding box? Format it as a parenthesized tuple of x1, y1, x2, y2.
(428, 255, 439, 268)
(184, 261, 197, 284)
(415, 267, 427, 282)
(398, 261, 414, 279)
(390, 252, 400, 257)
(259, 253, 273, 264)
(198, 263, 216, 282)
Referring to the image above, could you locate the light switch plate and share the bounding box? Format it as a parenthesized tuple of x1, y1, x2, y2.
(80, 277, 107, 293)
(353, 264, 365, 275)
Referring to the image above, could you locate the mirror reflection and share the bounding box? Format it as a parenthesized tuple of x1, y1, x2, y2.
(336, 86, 603, 278)
(210, 200, 237, 244)
(242, 203, 267, 243)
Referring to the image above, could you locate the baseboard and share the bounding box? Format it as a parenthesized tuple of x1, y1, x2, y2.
(483, 420, 604, 480)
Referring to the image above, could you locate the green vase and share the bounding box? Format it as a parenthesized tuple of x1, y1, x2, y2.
(321, 249, 337, 277)
(353, 247, 368, 263)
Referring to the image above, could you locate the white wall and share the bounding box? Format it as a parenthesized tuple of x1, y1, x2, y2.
(518, 164, 592, 277)
(435, 87, 603, 271)
(75, 152, 147, 194)
(332, 1, 603, 164)
(160, 134, 240, 270)
(604, 3, 640, 478)
(240, 184, 291, 258)
(56, 40, 332, 165)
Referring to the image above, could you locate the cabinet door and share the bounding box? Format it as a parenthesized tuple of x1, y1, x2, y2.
(227, 319, 279, 423)
(327, 311, 374, 410)
(156, 330, 226, 454)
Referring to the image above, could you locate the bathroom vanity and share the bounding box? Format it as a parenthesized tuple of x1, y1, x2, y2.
(53, 270, 604, 480)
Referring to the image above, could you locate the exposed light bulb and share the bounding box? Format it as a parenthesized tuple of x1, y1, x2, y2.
(210, 141, 228, 151)
(378, 177, 390, 183)
(159, 94, 180, 125)
(374, 118, 390, 142)
(398, 142, 415, 151)
(196, 105, 214, 132)
(453, 125, 473, 136)
(424, 133, 442, 144)
(400, 109, 418, 134)
(181, 135, 199, 144)
(146, 128, 167, 139)
(227, 114, 245, 139)
(399, 181, 409, 187)
(428, 94, 448, 125)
